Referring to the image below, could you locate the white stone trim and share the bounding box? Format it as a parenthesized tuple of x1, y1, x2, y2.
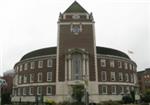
(16, 82, 56, 87)
(97, 54, 136, 66)
(56, 22, 60, 82)
(18, 55, 56, 64)
(68, 56, 72, 80)
(63, 13, 89, 15)
(98, 82, 136, 86)
(65, 57, 67, 81)
(59, 22, 94, 25)
(92, 22, 98, 82)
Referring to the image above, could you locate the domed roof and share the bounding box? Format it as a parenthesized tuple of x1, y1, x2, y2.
(96, 46, 130, 59)
(20, 46, 130, 61)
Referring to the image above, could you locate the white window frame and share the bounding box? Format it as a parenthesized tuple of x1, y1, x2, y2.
(119, 72, 123, 81)
(126, 86, 130, 94)
(129, 64, 132, 70)
(23, 75, 27, 83)
(110, 60, 115, 68)
(100, 59, 106, 67)
(37, 87, 42, 95)
(20, 65, 23, 71)
(38, 61, 43, 68)
(47, 59, 53, 67)
(16, 66, 19, 73)
(18, 88, 21, 96)
(18, 75, 22, 84)
(111, 72, 116, 81)
(101, 71, 107, 81)
(46, 86, 52, 95)
(131, 74, 134, 82)
(125, 73, 129, 82)
(111, 86, 116, 94)
(23, 87, 26, 95)
(30, 62, 35, 69)
(29, 87, 34, 95)
(24, 63, 28, 70)
(124, 62, 128, 69)
(47, 72, 52, 81)
(38, 73, 42, 82)
(102, 86, 107, 94)
(30, 74, 34, 83)
(118, 61, 122, 68)
(119, 86, 124, 94)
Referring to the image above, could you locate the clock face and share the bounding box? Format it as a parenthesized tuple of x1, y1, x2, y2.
(72, 26, 80, 33)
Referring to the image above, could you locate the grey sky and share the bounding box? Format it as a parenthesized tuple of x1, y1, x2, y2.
(0, 0, 150, 76)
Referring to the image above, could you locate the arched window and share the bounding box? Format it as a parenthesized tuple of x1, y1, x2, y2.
(72, 53, 82, 80)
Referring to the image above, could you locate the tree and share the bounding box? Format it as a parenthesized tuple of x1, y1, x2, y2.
(71, 85, 84, 102)
(142, 89, 150, 103)
(130, 90, 135, 103)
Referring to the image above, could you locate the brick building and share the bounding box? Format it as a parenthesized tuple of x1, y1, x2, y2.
(137, 68, 150, 94)
(12, 1, 139, 103)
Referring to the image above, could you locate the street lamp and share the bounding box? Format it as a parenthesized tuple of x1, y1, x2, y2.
(0, 79, 7, 105)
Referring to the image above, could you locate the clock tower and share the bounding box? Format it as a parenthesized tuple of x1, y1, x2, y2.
(56, 1, 98, 101)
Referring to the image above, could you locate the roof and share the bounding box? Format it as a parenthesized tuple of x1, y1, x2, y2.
(64, 1, 88, 13)
(96, 46, 130, 59)
(20, 46, 130, 61)
(20, 47, 56, 61)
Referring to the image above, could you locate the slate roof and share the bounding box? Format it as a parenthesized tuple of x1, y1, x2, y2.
(20, 46, 130, 61)
(64, 1, 88, 13)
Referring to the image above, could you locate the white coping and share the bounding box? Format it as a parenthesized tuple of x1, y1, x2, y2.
(12, 95, 140, 103)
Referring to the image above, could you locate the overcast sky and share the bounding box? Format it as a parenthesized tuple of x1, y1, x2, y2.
(0, 0, 150, 76)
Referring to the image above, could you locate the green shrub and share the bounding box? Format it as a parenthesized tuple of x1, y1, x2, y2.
(102, 100, 121, 105)
(122, 95, 133, 104)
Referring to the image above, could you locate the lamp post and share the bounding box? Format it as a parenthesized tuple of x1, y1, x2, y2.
(0, 79, 7, 105)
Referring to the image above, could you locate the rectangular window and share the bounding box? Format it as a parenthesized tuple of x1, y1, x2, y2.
(133, 66, 136, 71)
(101, 71, 107, 81)
(129, 64, 132, 70)
(30, 62, 35, 69)
(37, 87, 42, 95)
(23, 75, 28, 83)
(29, 87, 34, 95)
(47, 72, 52, 81)
(30, 74, 34, 83)
(100, 59, 106, 67)
(125, 73, 129, 82)
(47, 59, 53, 67)
(23, 87, 26, 95)
(131, 74, 134, 82)
(119, 72, 123, 81)
(119, 86, 124, 94)
(124, 62, 128, 69)
(20, 65, 23, 71)
(38, 61, 43, 68)
(102, 86, 107, 94)
(111, 86, 116, 94)
(125, 86, 130, 94)
(111, 72, 116, 81)
(38, 73, 42, 82)
(19, 75, 22, 84)
(18, 88, 21, 96)
(24, 63, 28, 70)
(16, 66, 19, 73)
(110, 60, 115, 68)
(46, 86, 52, 95)
(118, 61, 122, 68)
